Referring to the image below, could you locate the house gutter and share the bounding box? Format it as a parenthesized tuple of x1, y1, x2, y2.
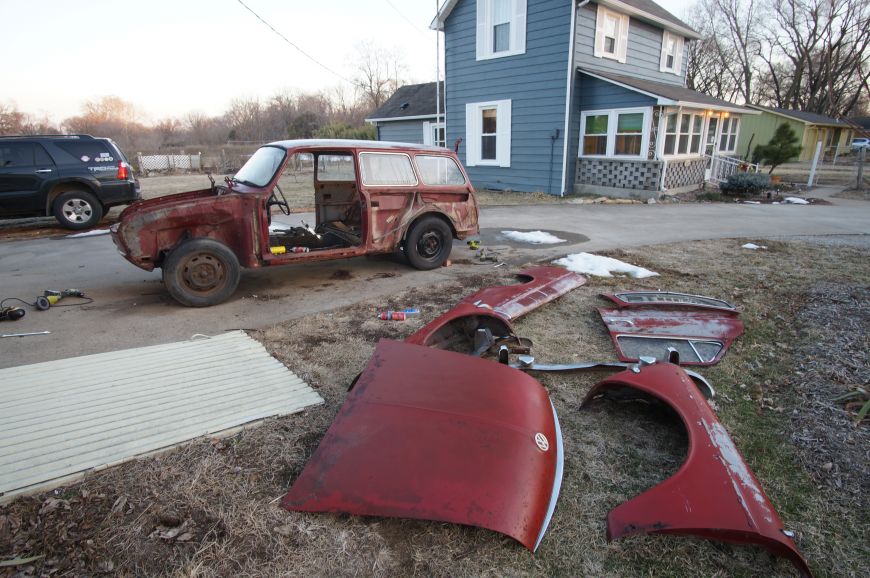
(561, 0, 586, 197)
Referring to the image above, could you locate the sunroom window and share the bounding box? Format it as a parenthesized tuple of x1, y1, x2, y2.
(662, 111, 705, 157)
(580, 108, 650, 158)
(719, 117, 740, 153)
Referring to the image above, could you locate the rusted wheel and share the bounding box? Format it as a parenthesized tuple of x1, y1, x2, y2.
(162, 239, 240, 307)
(404, 215, 452, 270)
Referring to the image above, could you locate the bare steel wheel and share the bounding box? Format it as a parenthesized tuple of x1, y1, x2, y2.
(162, 239, 241, 307)
(404, 215, 452, 270)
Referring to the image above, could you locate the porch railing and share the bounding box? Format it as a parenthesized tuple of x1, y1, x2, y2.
(704, 153, 759, 183)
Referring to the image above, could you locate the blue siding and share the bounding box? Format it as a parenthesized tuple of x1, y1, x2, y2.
(574, 2, 687, 86)
(376, 120, 429, 144)
(576, 74, 656, 109)
(445, 0, 573, 194)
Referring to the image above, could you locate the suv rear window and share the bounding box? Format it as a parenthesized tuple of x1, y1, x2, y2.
(415, 155, 466, 185)
(54, 141, 115, 164)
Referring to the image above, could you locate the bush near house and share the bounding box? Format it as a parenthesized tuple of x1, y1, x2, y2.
(753, 124, 802, 175)
(719, 172, 772, 196)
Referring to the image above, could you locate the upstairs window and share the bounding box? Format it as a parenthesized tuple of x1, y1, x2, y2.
(476, 0, 527, 60)
(660, 31, 684, 74)
(594, 5, 629, 63)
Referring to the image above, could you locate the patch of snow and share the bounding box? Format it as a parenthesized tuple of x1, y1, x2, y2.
(66, 229, 110, 238)
(741, 201, 761, 205)
(501, 230, 566, 244)
(553, 252, 658, 278)
(741, 243, 767, 250)
(783, 197, 810, 205)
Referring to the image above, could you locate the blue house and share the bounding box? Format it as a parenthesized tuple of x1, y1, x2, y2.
(430, 0, 756, 198)
(366, 82, 445, 147)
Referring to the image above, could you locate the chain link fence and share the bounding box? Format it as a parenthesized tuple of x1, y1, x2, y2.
(133, 144, 263, 175)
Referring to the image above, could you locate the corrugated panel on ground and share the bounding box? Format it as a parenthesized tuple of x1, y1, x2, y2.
(0, 331, 322, 501)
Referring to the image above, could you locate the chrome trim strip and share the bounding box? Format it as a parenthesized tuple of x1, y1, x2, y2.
(534, 400, 564, 551)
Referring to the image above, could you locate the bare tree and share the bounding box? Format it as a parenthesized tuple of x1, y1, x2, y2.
(350, 41, 407, 111)
(757, 0, 870, 117)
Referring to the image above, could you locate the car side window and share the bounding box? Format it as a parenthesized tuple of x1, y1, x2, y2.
(53, 141, 114, 164)
(315, 154, 356, 182)
(0, 143, 36, 167)
(415, 155, 466, 186)
(34, 144, 54, 166)
(359, 152, 417, 186)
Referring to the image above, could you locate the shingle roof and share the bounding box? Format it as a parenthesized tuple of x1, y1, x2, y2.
(580, 69, 755, 113)
(613, 0, 696, 34)
(747, 105, 845, 126)
(366, 82, 444, 122)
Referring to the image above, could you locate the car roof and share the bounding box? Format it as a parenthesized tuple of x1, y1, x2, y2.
(0, 134, 99, 141)
(266, 139, 451, 153)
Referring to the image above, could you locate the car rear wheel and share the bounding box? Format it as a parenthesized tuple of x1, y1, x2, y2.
(404, 215, 452, 270)
(53, 190, 103, 230)
(162, 239, 241, 307)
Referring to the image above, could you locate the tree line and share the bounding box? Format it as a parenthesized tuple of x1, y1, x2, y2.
(686, 0, 869, 118)
(0, 42, 406, 153)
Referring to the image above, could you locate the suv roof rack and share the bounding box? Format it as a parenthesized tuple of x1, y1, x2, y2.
(0, 134, 95, 140)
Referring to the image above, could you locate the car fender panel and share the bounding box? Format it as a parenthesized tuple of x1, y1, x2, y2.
(282, 339, 563, 551)
(582, 363, 812, 577)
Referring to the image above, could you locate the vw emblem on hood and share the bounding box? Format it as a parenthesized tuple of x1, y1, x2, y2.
(534, 432, 549, 452)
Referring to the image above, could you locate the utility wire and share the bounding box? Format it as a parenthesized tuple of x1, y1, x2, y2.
(384, 0, 426, 33)
(236, 0, 353, 85)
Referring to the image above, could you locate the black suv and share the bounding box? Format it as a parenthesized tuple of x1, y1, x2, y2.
(0, 134, 140, 229)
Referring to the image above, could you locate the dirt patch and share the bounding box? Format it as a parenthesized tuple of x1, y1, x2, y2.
(1, 239, 867, 577)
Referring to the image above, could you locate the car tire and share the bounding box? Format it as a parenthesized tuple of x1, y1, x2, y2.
(404, 215, 452, 270)
(52, 189, 103, 230)
(162, 238, 241, 307)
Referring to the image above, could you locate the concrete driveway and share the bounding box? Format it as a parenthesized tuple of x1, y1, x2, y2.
(1, 190, 867, 368)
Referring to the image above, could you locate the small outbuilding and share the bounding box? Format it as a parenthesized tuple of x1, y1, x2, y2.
(738, 105, 854, 161)
(366, 82, 445, 147)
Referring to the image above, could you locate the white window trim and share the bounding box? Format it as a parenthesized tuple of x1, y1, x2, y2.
(579, 107, 651, 159)
(657, 109, 741, 159)
(594, 5, 629, 63)
(465, 99, 512, 167)
(659, 31, 684, 75)
(423, 121, 446, 147)
(476, 0, 527, 61)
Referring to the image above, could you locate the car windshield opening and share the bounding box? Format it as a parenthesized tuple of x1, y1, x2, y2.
(233, 146, 286, 188)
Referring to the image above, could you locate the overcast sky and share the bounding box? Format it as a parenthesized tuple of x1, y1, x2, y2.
(1, 0, 690, 124)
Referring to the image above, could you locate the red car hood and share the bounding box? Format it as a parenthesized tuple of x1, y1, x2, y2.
(282, 339, 564, 551)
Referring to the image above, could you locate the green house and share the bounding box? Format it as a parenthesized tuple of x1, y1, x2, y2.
(737, 105, 854, 162)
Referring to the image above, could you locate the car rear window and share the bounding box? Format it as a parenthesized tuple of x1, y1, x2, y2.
(53, 140, 115, 164)
(359, 152, 417, 186)
(415, 155, 466, 186)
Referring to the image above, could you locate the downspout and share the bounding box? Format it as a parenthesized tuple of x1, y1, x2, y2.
(560, 0, 586, 197)
(435, 0, 441, 141)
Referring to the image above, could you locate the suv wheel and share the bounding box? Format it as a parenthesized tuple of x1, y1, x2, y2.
(404, 215, 452, 270)
(162, 238, 241, 307)
(53, 190, 103, 230)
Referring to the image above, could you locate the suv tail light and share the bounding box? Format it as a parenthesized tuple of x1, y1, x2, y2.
(117, 161, 130, 180)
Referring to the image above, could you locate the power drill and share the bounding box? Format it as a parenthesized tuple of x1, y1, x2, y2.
(0, 306, 26, 321)
(35, 289, 86, 311)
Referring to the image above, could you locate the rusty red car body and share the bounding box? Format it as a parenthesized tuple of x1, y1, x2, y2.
(406, 266, 586, 350)
(111, 140, 479, 306)
(582, 362, 812, 577)
(282, 339, 564, 551)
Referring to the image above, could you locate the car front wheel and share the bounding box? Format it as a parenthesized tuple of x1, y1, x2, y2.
(404, 215, 453, 270)
(53, 190, 103, 230)
(162, 238, 241, 307)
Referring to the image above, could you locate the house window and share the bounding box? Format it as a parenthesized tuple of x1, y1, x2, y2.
(423, 122, 446, 148)
(660, 31, 684, 74)
(662, 111, 705, 157)
(579, 107, 651, 158)
(465, 99, 512, 167)
(719, 117, 740, 152)
(594, 5, 629, 63)
(476, 0, 527, 60)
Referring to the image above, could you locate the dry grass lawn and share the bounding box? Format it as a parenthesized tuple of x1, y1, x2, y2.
(1, 238, 868, 577)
